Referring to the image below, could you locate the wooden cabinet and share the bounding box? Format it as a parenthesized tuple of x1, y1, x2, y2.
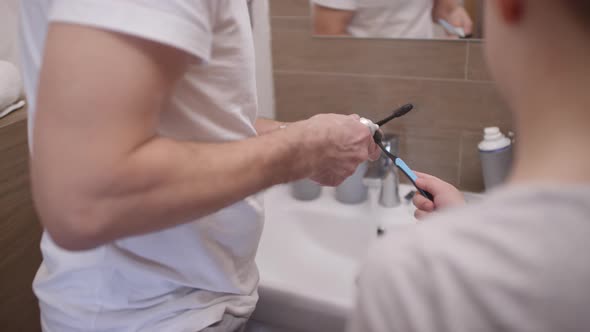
(0, 109, 42, 332)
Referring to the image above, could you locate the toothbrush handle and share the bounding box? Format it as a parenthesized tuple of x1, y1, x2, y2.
(415, 186, 435, 202)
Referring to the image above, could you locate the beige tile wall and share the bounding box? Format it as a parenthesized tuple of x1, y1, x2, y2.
(270, 0, 512, 192)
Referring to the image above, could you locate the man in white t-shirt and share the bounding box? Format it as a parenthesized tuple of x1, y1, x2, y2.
(19, 1, 380, 331)
(312, 0, 473, 39)
(348, 0, 590, 331)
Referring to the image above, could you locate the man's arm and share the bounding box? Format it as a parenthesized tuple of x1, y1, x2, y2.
(33, 24, 377, 251)
(312, 4, 355, 36)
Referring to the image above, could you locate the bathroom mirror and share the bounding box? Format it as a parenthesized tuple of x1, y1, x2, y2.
(311, 0, 484, 40)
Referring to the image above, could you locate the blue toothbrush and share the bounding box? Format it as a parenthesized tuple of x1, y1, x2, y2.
(373, 131, 434, 202)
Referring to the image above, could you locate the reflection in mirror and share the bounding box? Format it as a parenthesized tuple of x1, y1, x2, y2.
(311, 0, 484, 40)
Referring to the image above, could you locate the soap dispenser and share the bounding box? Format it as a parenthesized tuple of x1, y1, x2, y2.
(478, 127, 513, 190)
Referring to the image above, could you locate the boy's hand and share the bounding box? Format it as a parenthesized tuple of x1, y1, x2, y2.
(413, 172, 466, 220)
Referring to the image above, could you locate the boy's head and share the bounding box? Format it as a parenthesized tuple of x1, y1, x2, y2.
(484, 0, 590, 106)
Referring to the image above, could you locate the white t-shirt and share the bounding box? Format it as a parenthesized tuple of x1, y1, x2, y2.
(20, 1, 264, 331)
(312, 0, 434, 39)
(348, 185, 590, 332)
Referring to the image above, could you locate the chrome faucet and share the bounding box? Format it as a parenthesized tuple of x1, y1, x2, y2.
(363, 134, 401, 208)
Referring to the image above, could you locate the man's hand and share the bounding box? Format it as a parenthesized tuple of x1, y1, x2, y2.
(433, 0, 473, 38)
(289, 114, 380, 186)
(412, 172, 465, 220)
(444, 6, 473, 37)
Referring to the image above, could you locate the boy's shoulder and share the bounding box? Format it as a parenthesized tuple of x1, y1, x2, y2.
(363, 184, 590, 299)
(373, 184, 590, 265)
(354, 185, 590, 332)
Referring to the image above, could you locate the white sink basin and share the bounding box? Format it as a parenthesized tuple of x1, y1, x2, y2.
(252, 184, 419, 332)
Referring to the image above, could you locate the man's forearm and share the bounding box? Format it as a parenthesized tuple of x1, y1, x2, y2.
(40, 126, 309, 250)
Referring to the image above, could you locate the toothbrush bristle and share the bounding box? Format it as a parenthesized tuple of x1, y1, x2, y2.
(375, 103, 415, 126)
(393, 104, 414, 118)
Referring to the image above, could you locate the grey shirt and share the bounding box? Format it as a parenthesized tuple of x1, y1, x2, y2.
(348, 185, 590, 332)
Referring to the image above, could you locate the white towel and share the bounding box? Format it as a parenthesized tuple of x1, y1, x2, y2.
(0, 60, 24, 118)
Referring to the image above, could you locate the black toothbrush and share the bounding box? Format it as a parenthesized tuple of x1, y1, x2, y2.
(375, 103, 415, 126)
(370, 104, 435, 202)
